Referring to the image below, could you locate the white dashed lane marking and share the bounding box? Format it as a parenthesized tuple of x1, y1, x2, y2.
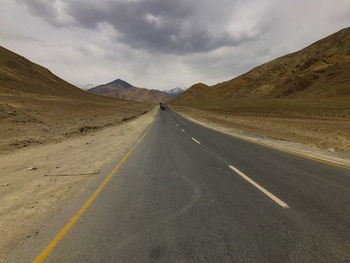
(229, 165, 289, 208)
(192, 137, 201, 144)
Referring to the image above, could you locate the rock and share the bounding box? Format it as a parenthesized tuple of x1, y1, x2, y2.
(27, 167, 37, 170)
(327, 147, 336, 152)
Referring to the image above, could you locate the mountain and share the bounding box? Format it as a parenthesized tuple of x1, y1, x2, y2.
(0, 46, 143, 103)
(0, 46, 92, 99)
(88, 79, 133, 97)
(170, 27, 350, 109)
(77, 83, 96, 90)
(88, 79, 170, 104)
(0, 46, 150, 152)
(152, 87, 185, 98)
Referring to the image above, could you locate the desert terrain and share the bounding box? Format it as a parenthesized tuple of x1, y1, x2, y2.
(169, 27, 350, 160)
(1, 22, 350, 262)
(0, 45, 159, 261)
(0, 94, 152, 153)
(0, 106, 157, 262)
(171, 27, 350, 106)
(0, 45, 154, 153)
(171, 106, 350, 166)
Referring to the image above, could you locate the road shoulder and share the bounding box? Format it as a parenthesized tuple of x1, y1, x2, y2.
(0, 107, 157, 262)
(170, 106, 350, 169)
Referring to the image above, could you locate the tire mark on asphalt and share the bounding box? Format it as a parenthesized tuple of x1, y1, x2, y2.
(114, 171, 201, 250)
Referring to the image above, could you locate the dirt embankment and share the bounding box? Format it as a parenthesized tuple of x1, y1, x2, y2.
(0, 107, 157, 262)
(0, 95, 152, 153)
(172, 106, 350, 167)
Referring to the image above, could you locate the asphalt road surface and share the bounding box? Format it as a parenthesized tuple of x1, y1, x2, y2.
(6, 107, 350, 262)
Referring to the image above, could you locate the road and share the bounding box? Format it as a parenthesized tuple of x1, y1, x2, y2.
(6, 107, 350, 262)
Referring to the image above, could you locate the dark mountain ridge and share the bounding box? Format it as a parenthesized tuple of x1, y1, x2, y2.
(88, 79, 171, 104)
(98, 79, 133, 89)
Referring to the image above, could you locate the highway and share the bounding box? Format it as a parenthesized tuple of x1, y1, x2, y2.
(6, 107, 350, 262)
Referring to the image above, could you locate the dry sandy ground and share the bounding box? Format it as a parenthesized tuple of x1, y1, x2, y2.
(0, 107, 157, 262)
(0, 96, 151, 153)
(172, 106, 350, 168)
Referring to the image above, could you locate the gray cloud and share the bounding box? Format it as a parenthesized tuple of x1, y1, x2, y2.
(2, 0, 350, 90)
(21, 0, 263, 54)
(23, 0, 58, 20)
(21, 0, 71, 27)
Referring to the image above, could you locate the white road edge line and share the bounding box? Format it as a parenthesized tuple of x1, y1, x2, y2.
(192, 137, 201, 144)
(229, 165, 289, 208)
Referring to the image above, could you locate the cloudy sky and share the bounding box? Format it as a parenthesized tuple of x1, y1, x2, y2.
(1, 0, 350, 90)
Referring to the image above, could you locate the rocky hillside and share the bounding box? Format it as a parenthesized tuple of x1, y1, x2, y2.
(0, 46, 93, 99)
(0, 46, 151, 152)
(170, 27, 350, 108)
(88, 79, 170, 104)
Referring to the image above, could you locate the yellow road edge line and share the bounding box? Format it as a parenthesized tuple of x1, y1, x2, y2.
(229, 165, 289, 208)
(233, 135, 350, 171)
(264, 145, 350, 170)
(171, 109, 350, 171)
(33, 124, 153, 263)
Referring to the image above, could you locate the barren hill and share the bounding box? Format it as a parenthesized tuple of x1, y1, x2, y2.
(169, 28, 350, 154)
(170, 27, 350, 114)
(88, 79, 170, 104)
(0, 46, 151, 152)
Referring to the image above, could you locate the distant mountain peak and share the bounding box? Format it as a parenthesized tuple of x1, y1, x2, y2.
(87, 78, 171, 104)
(77, 83, 96, 90)
(152, 87, 186, 98)
(106, 79, 133, 89)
